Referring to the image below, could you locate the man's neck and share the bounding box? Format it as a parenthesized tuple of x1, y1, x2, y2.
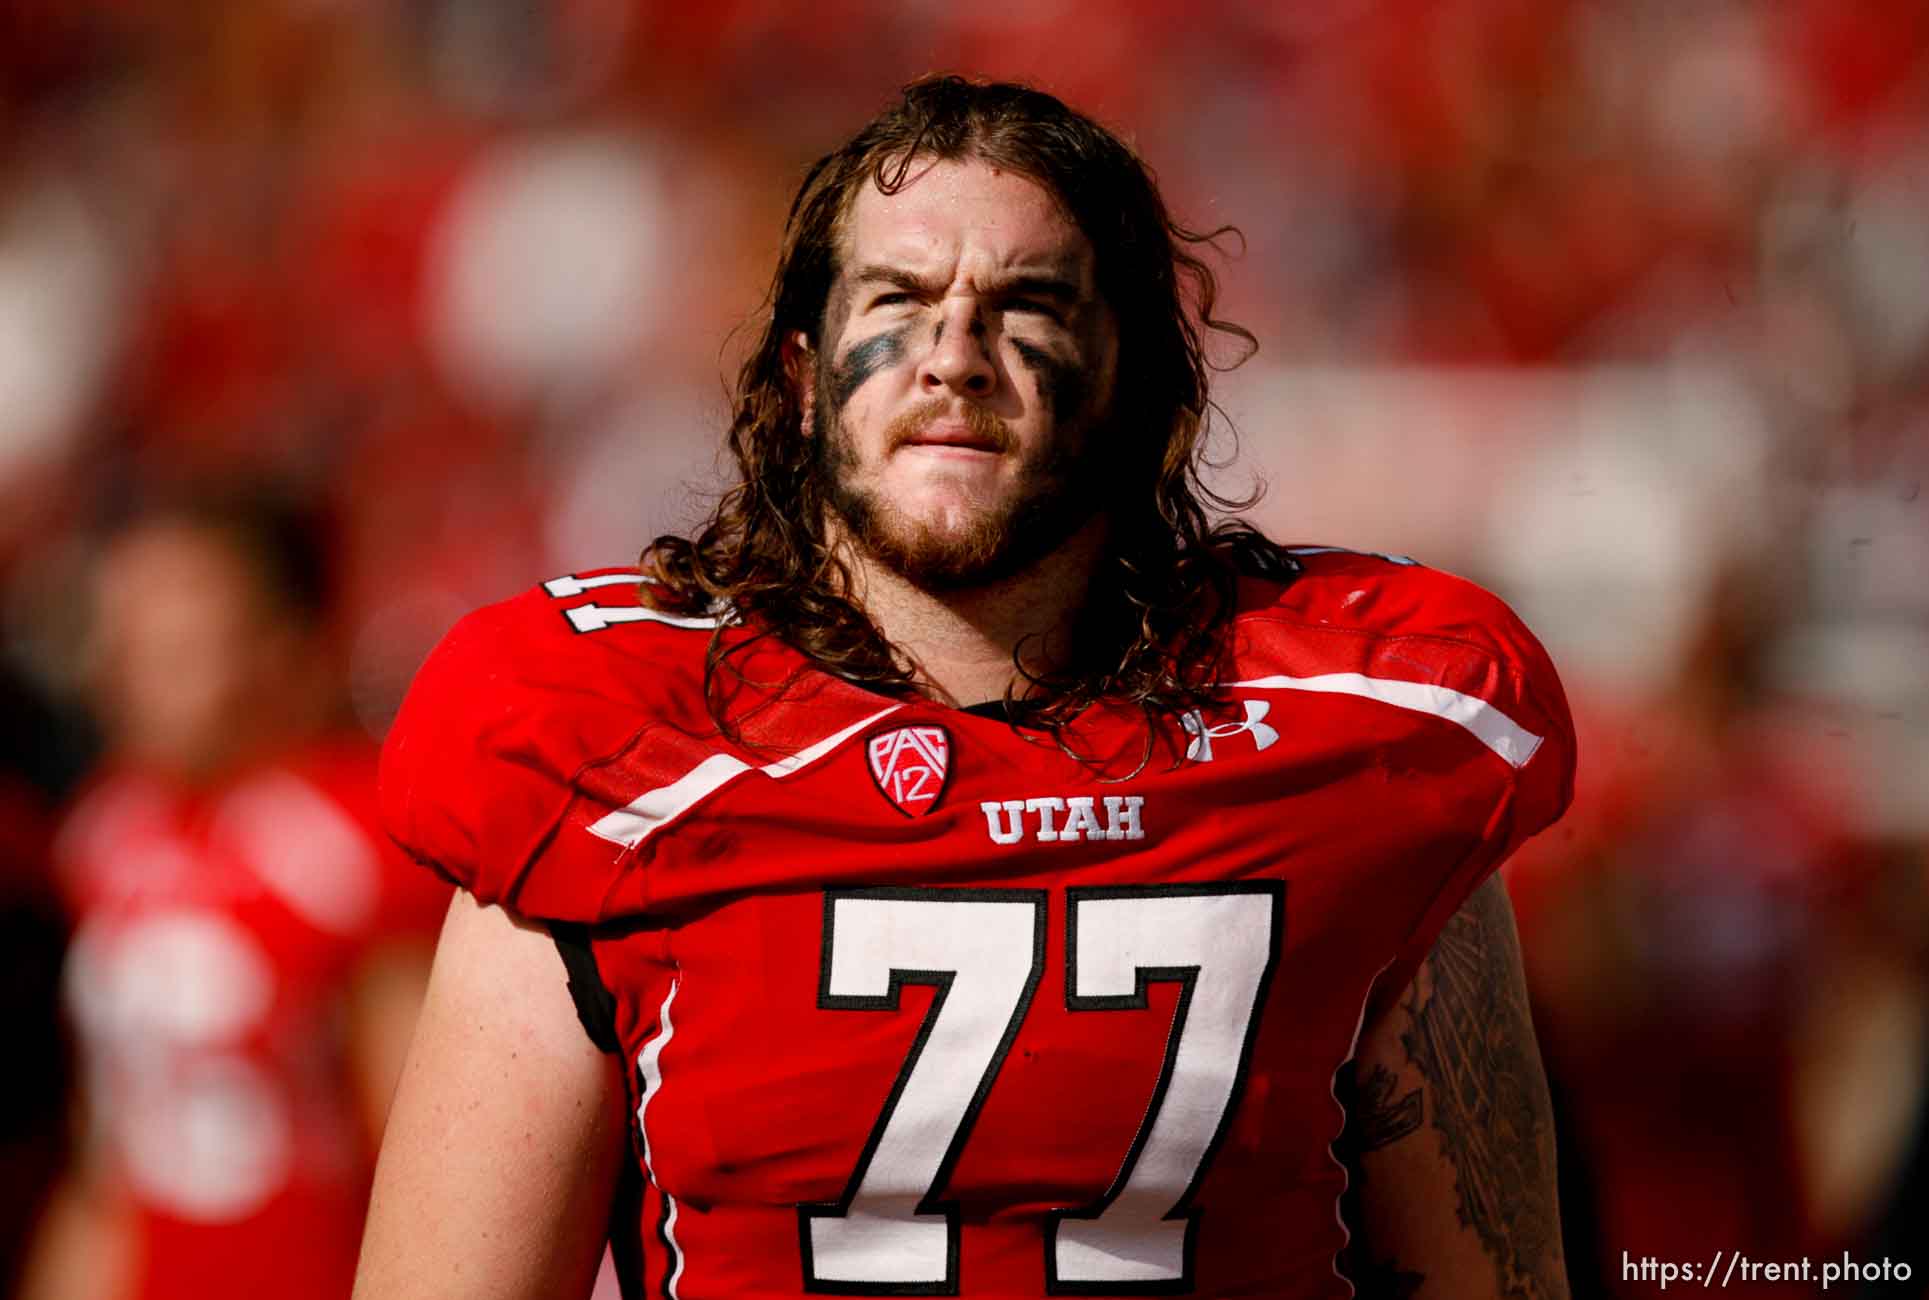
(836, 519, 1108, 708)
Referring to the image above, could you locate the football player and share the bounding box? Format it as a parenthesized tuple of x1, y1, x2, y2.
(42, 490, 450, 1300)
(359, 77, 1576, 1300)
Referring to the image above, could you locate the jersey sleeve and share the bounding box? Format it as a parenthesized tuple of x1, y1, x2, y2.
(379, 595, 647, 922)
(1259, 550, 1577, 1012)
(1385, 578, 1575, 997)
(380, 572, 890, 926)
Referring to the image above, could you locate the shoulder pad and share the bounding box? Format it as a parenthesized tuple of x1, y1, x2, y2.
(1244, 548, 1578, 1011)
(1233, 546, 1575, 842)
(378, 569, 723, 914)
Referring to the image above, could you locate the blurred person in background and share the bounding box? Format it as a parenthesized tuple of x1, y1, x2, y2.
(1509, 568, 1929, 1299)
(19, 488, 449, 1300)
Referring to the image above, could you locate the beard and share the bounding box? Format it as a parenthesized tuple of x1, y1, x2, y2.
(812, 395, 1104, 592)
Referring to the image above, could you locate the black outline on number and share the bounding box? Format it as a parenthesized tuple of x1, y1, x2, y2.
(799, 886, 1048, 1296)
(1045, 882, 1286, 1296)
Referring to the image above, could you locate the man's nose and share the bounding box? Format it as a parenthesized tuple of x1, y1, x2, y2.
(917, 300, 996, 399)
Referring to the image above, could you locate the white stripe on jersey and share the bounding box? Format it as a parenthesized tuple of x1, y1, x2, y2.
(543, 572, 648, 596)
(1227, 673, 1543, 768)
(637, 979, 685, 1300)
(587, 706, 902, 849)
(1327, 958, 1394, 1300)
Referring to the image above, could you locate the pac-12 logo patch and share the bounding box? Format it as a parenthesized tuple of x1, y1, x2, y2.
(866, 725, 951, 817)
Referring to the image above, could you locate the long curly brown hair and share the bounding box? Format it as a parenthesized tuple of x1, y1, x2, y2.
(643, 75, 1296, 752)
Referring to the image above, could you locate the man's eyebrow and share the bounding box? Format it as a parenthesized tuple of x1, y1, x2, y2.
(848, 265, 938, 294)
(846, 265, 1090, 303)
(981, 272, 1086, 303)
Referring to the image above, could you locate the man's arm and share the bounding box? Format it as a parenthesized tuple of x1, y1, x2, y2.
(1339, 876, 1570, 1300)
(353, 890, 628, 1300)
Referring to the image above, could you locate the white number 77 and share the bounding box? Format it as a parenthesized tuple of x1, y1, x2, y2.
(800, 884, 1283, 1295)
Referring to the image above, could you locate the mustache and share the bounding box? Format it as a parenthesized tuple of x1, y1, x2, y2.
(884, 399, 1014, 453)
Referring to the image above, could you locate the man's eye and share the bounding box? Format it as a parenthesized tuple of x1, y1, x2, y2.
(870, 293, 913, 309)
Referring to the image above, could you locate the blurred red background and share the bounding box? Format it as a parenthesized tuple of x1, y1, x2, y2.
(2, 4, 1926, 1298)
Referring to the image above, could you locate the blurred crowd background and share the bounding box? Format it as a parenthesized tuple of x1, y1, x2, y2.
(2, 2, 1926, 1298)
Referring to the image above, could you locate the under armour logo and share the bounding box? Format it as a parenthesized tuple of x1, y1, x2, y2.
(1182, 700, 1280, 762)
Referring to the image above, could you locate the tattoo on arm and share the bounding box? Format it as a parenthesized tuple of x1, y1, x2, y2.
(1336, 1063, 1429, 1292)
(1348, 1251, 1429, 1299)
(1401, 878, 1566, 1299)
(1350, 1063, 1423, 1153)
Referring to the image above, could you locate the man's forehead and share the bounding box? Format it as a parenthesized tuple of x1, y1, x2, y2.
(837, 159, 1096, 284)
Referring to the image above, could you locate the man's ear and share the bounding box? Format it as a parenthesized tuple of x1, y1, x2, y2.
(782, 329, 816, 436)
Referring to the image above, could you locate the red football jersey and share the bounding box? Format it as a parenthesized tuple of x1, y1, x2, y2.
(382, 549, 1575, 1300)
(58, 738, 451, 1300)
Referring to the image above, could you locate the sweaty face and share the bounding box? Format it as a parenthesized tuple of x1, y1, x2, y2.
(805, 159, 1120, 590)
